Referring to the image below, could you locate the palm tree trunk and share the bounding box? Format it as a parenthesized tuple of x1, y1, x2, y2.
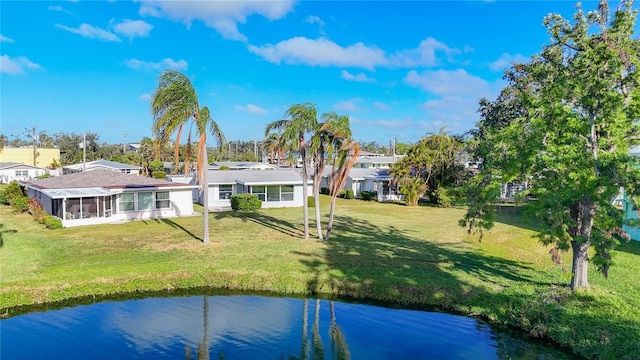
(325, 193, 338, 241)
(202, 144, 210, 244)
(302, 149, 309, 240)
(314, 191, 323, 240)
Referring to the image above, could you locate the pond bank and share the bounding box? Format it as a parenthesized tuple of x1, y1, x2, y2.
(1, 201, 639, 359)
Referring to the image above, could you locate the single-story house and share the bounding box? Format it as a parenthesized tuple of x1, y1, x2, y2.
(26, 169, 196, 227)
(63, 159, 143, 175)
(319, 167, 404, 202)
(209, 161, 276, 170)
(622, 145, 640, 241)
(353, 155, 403, 169)
(622, 189, 639, 241)
(0, 162, 48, 184)
(196, 169, 312, 209)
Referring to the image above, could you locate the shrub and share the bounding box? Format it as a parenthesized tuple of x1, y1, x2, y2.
(2, 180, 25, 205)
(307, 196, 315, 207)
(0, 192, 8, 205)
(11, 196, 29, 212)
(339, 190, 346, 198)
(230, 194, 262, 211)
(36, 173, 51, 179)
(360, 191, 377, 201)
(149, 160, 164, 173)
(320, 187, 330, 195)
(42, 215, 63, 230)
(219, 165, 231, 170)
(152, 171, 167, 179)
(28, 197, 47, 221)
(345, 189, 354, 199)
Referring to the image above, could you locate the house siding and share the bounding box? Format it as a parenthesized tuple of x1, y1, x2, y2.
(1, 167, 46, 183)
(623, 191, 640, 241)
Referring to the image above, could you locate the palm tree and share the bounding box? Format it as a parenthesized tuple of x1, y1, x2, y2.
(151, 70, 225, 244)
(265, 103, 318, 239)
(309, 112, 352, 241)
(321, 114, 358, 241)
(325, 141, 359, 241)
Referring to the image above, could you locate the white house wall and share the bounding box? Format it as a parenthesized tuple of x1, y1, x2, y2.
(1, 168, 45, 183)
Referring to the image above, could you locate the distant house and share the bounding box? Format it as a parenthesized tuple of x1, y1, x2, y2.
(622, 189, 639, 241)
(353, 155, 403, 169)
(171, 169, 312, 210)
(26, 170, 196, 227)
(319, 167, 404, 202)
(0, 147, 61, 168)
(622, 145, 640, 241)
(0, 162, 48, 183)
(209, 161, 276, 171)
(63, 159, 143, 175)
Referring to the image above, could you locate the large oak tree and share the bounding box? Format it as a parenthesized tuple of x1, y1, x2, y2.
(461, 0, 640, 290)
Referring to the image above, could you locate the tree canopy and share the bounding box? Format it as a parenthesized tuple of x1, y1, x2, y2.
(461, 0, 640, 290)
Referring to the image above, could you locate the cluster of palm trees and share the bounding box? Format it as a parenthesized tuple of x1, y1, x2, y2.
(265, 103, 359, 241)
(150, 70, 357, 243)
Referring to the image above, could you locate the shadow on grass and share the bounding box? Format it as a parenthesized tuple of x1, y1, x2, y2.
(140, 218, 203, 242)
(615, 239, 640, 256)
(251, 208, 635, 359)
(214, 211, 303, 238)
(0, 223, 17, 248)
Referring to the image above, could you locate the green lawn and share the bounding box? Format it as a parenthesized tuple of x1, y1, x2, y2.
(1, 197, 639, 359)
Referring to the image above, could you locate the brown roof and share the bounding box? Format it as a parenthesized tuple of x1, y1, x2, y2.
(28, 169, 191, 190)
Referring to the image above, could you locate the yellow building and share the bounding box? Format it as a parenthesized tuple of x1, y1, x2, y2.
(0, 147, 61, 168)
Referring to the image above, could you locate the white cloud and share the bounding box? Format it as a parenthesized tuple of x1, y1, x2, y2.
(341, 70, 375, 83)
(403, 69, 504, 133)
(249, 37, 386, 70)
(249, 36, 467, 70)
(1, 34, 15, 43)
(374, 101, 391, 111)
(234, 104, 268, 115)
(55, 23, 121, 42)
(112, 19, 153, 40)
(48, 5, 72, 14)
(489, 52, 529, 71)
(138, 0, 295, 42)
(333, 99, 361, 112)
(305, 15, 325, 35)
(138, 93, 151, 101)
(389, 37, 459, 67)
(124, 58, 188, 71)
(0, 55, 42, 74)
(403, 69, 494, 96)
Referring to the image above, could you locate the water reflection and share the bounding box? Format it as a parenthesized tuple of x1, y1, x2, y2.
(1, 295, 577, 360)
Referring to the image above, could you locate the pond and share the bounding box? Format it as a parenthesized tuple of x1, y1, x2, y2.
(1, 295, 578, 359)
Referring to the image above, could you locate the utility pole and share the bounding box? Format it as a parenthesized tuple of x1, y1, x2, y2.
(122, 132, 128, 153)
(254, 139, 257, 160)
(30, 126, 37, 166)
(82, 132, 87, 171)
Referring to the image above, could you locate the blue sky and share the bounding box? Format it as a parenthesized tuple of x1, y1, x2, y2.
(0, 0, 624, 146)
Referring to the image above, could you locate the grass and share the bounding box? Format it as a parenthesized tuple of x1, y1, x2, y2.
(1, 196, 639, 359)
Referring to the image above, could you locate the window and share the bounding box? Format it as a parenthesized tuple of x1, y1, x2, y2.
(119, 193, 135, 211)
(15, 170, 28, 177)
(252, 185, 294, 202)
(138, 192, 153, 210)
(267, 186, 280, 202)
(156, 191, 170, 209)
(251, 186, 266, 201)
(219, 185, 232, 200)
(281, 185, 294, 201)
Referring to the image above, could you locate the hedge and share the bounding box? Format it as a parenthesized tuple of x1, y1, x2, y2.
(230, 194, 262, 211)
